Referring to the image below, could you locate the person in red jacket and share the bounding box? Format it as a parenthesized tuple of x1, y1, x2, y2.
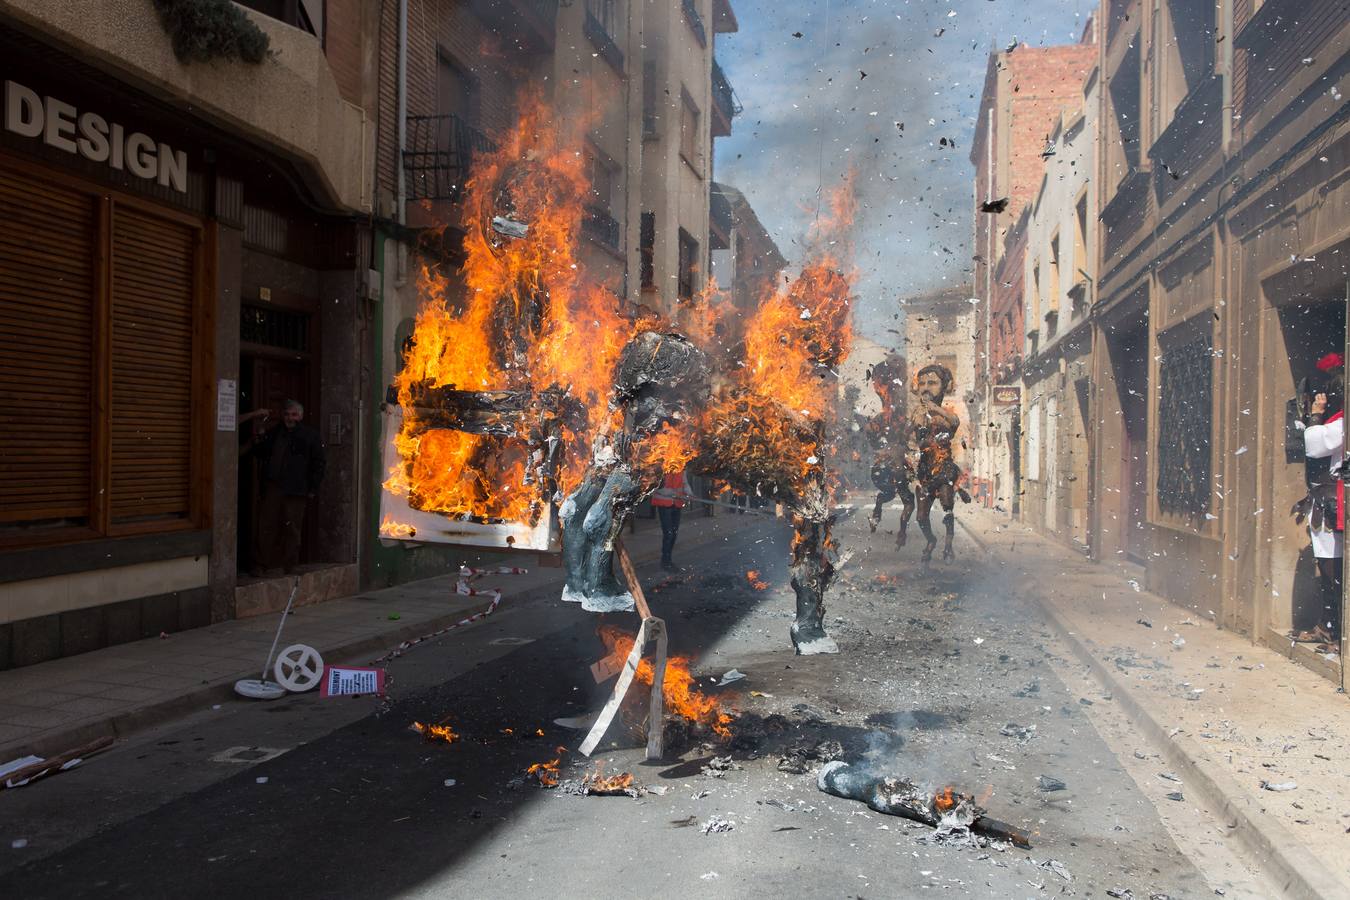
(651, 469, 692, 571)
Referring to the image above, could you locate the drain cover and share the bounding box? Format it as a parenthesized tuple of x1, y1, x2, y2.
(211, 746, 290, 764)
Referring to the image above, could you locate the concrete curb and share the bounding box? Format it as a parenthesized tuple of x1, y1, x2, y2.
(959, 517, 1349, 900)
(6, 519, 739, 762)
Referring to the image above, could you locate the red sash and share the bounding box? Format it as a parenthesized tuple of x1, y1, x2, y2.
(1329, 411, 1345, 531)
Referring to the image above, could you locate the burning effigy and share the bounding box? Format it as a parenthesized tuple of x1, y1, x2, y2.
(379, 89, 856, 654)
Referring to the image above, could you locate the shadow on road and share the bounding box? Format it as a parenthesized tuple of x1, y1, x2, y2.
(4, 521, 794, 899)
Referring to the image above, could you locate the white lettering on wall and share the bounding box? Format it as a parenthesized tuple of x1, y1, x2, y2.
(2, 80, 189, 193)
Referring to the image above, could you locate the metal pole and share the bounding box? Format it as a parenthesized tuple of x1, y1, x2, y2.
(1342, 278, 1348, 692)
(260, 578, 301, 683)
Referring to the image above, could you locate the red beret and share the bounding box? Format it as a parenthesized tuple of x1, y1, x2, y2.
(1316, 352, 1344, 373)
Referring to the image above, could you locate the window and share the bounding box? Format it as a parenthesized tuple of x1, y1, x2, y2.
(642, 59, 659, 138)
(677, 228, 699, 302)
(1156, 0, 1215, 133)
(680, 89, 702, 174)
(1046, 233, 1061, 335)
(1156, 328, 1213, 517)
(583, 146, 621, 250)
(1106, 42, 1141, 187)
(0, 161, 206, 544)
(1026, 400, 1042, 481)
(587, 146, 618, 213)
(436, 51, 478, 123)
(681, 0, 707, 47)
(584, 0, 625, 71)
(640, 212, 656, 289)
(1073, 193, 1088, 278)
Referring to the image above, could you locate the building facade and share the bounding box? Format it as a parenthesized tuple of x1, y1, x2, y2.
(969, 36, 1098, 517)
(0, 0, 375, 667)
(1021, 43, 1098, 551)
(1092, 0, 1350, 681)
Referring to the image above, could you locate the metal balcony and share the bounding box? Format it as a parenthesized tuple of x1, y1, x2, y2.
(403, 113, 497, 203)
(711, 58, 741, 137)
(582, 203, 621, 250)
(682, 0, 707, 48)
(471, 0, 559, 54)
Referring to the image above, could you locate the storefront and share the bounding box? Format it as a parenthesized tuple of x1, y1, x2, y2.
(0, 21, 368, 668)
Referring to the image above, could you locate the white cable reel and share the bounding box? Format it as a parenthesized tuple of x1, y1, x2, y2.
(273, 644, 324, 693)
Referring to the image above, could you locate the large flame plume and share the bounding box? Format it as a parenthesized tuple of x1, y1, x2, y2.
(384, 91, 641, 524)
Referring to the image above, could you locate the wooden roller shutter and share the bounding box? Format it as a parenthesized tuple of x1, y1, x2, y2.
(0, 165, 96, 527)
(109, 206, 197, 525)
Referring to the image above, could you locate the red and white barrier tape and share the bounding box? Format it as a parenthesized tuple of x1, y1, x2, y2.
(369, 565, 528, 667)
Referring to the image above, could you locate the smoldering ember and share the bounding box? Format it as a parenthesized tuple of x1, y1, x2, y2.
(0, 3, 1347, 899)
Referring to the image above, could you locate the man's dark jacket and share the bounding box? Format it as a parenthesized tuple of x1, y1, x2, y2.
(254, 423, 326, 497)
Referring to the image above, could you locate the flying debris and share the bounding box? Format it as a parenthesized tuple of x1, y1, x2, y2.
(980, 198, 1010, 214)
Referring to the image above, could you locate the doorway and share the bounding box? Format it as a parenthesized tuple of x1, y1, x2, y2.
(1107, 315, 1149, 563)
(237, 352, 313, 574)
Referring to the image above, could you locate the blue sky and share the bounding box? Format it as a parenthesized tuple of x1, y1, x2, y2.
(713, 0, 1096, 342)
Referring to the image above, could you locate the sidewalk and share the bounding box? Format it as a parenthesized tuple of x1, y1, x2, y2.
(959, 506, 1350, 900)
(0, 512, 743, 763)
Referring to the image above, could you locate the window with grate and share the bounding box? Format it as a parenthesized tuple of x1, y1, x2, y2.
(241, 304, 310, 353)
(1156, 332, 1213, 517)
(640, 212, 655, 289)
(677, 227, 699, 302)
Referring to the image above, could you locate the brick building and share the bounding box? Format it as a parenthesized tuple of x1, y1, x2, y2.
(969, 36, 1097, 515)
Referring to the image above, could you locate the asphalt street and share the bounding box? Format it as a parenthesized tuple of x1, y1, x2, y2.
(2, 507, 1268, 898)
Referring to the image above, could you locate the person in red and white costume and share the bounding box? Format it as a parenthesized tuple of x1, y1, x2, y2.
(1300, 352, 1344, 644)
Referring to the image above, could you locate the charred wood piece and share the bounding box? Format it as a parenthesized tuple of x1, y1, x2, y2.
(818, 761, 1032, 848)
(402, 385, 577, 437)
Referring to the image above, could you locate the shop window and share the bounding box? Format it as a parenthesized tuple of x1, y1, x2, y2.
(678, 227, 699, 302)
(0, 160, 205, 543)
(1156, 328, 1213, 517)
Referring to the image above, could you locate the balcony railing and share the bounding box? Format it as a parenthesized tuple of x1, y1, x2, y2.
(471, 0, 559, 54)
(711, 58, 741, 136)
(682, 0, 708, 48)
(584, 0, 624, 71)
(583, 203, 621, 250)
(403, 113, 497, 203)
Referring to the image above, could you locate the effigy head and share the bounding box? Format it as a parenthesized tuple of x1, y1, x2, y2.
(915, 363, 954, 403)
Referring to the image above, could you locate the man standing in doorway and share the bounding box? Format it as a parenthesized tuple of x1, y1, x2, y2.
(651, 468, 692, 571)
(247, 400, 326, 577)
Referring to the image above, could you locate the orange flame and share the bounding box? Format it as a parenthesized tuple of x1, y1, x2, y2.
(582, 762, 635, 793)
(596, 625, 733, 738)
(412, 721, 459, 744)
(746, 570, 768, 590)
(695, 176, 857, 490)
(380, 516, 417, 539)
(527, 746, 567, 787)
(385, 89, 639, 524)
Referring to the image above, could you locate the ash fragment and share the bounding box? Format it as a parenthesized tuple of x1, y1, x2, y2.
(699, 815, 735, 834)
(702, 756, 741, 778)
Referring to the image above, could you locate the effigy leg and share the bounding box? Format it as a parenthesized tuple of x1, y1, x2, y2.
(938, 484, 957, 561)
(788, 478, 839, 655)
(897, 479, 915, 549)
(561, 468, 639, 612)
(916, 491, 938, 563)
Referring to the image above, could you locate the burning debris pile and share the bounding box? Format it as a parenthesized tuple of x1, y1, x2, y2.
(379, 85, 858, 653)
(592, 625, 733, 741)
